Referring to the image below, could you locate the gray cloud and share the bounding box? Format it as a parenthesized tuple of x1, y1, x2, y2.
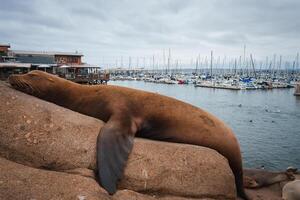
(0, 0, 299, 67)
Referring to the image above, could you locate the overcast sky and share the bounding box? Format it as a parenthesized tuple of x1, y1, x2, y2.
(0, 0, 299, 68)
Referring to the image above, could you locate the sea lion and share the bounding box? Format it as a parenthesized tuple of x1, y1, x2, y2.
(243, 167, 297, 188)
(8, 70, 249, 199)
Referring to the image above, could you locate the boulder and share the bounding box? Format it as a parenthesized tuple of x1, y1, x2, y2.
(121, 139, 235, 199)
(0, 81, 101, 170)
(113, 190, 215, 200)
(0, 81, 236, 199)
(113, 190, 156, 200)
(0, 156, 110, 200)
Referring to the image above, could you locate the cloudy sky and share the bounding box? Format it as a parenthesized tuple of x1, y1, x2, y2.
(0, 0, 299, 68)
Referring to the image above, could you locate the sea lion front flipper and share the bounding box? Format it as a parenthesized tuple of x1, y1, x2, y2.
(97, 116, 135, 194)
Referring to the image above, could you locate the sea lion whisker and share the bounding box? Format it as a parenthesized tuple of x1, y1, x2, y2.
(23, 80, 35, 94)
(15, 79, 23, 89)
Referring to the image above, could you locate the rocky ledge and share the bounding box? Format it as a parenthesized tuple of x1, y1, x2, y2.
(0, 81, 298, 200)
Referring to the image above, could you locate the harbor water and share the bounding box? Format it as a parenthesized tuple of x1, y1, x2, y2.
(109, 80, 300, 170)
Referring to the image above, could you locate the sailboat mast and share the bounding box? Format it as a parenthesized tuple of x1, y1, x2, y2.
(195, 55, 199, 74)
(167, 48, 171, 75)
(234, 58, 237, 76)
(210, 50, 213, 78)
(250, 54, 257, 78)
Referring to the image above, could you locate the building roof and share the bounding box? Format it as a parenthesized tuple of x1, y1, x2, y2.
(58, 64, 99, 68)
(0, 44, 10, 47)
(11, 50, 83, 57)
(69, 64, 99, 68)
(0, 62, 31, 68)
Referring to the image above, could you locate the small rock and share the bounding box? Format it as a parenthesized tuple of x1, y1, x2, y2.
(26, 120, 31, 124)
(25, 132, 31, 138)
(19, 125, 26, 131)
(77, 195, 86, 200)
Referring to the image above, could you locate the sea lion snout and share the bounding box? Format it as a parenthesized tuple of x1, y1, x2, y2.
(8, 71, 58, 97)
(8, 74, 18, 85)
(8, 73, 39, 95)
(286, 166, 298, 174)
(286, 166, 297, 181)
(8, 74, 24, 89)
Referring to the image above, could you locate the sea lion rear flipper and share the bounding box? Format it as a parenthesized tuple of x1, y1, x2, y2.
(96, 117, 135, 194)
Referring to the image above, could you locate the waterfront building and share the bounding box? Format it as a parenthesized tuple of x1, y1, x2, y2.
(0, 44, 109, 84)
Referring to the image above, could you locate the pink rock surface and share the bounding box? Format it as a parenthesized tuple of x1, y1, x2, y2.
(0, 157, 110, 200)
(0, 81, 235, 199)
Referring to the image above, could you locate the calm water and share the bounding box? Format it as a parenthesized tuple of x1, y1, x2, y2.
(109, 80, 300, 170)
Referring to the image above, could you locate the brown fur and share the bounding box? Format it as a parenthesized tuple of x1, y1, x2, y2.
(9, 70, 248, 199)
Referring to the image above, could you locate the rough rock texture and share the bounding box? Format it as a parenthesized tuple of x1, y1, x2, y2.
(113, 190, 216, 200)
(0, 81, 102, 170)
(0, 81, 236, 199)
(0, 155, 230, 200)
(121, 140, 235, 199)
(282, 180, 300, 200)
(0, 157, 110, 200)
(113, 190, 156, 200)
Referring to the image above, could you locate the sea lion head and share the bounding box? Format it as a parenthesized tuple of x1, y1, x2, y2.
(243, 176, 259, 188)
(8, 70, 65, 101)
(285, 166, 297, 181)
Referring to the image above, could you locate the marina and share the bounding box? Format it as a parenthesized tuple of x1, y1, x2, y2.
(2, 1, 300, 199)
(109, 80, 300, 170)
(108, 50, 299, 91)
(109, 68, 299, 91)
